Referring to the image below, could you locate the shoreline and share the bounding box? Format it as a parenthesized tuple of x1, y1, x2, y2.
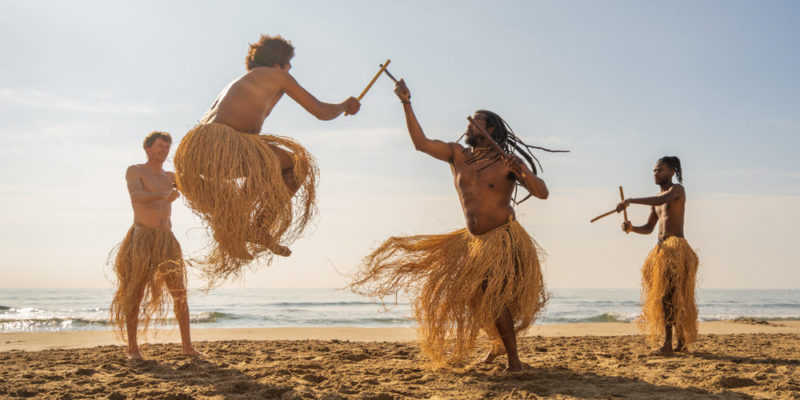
(2, 320, 798, 352)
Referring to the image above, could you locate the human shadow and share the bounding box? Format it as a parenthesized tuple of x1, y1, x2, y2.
(479, 366, 756, 400)
(690, 351, 800, 367)
(124, 341, 303, 399)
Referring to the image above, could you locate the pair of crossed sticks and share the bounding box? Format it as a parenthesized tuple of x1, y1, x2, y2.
(357, 60, 521, 176)
(590, 186, 629, 230)
(357, 59, 399, 101)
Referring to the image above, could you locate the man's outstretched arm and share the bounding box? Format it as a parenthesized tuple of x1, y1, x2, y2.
(619, 184, 684, 208)
(395, 80, 456, 163)
(281, 72, 360, 120)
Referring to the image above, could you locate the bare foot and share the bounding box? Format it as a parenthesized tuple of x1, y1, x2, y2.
(182, 346, 203, 357)
(248, 236, 291, 257)
(504, 359, 525, 372)
(651, 345, 674, 356)
(481, 349, 504, 364)
(270, 244, 292, 257)
(127, 350, 143, 360)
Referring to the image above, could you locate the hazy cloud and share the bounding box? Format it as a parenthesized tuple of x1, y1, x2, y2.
(0, 87, 187, 115)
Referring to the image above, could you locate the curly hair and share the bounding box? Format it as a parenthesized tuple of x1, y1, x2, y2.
(143, 131, 172, 148)
(245, 35, 295, 70)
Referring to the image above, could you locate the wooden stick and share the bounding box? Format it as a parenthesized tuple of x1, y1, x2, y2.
(590, 209, 617, 223)
(619, 185, 630, 233)
(619, 186, 628, 223)
(380, 64, 399, 83)
(466, 116, 526, 178)
(357, 59, 391, 101)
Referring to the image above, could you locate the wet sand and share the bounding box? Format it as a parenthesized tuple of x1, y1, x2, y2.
(1, 321, 798, 399)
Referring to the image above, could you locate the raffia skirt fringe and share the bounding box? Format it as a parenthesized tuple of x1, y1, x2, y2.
(637, 236, 699, 346)
(109, 225, 186, 341)
(350, 220, 546, 366)
(174, 123, 318, 285)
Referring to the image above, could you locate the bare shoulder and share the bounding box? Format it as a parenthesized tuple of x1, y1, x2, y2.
(442, 142, 465, 163)
(449, 141, 466, 155)
(248, 67, 291, 86)
(126, 164, 143, 177)
(669, 183, 686, 201)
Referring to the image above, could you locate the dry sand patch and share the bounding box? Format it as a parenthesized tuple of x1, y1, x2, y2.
(0, 333, 798, 399)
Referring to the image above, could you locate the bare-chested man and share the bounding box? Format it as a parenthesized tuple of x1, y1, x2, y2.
(350, 80, 549, 371)
(110, 131, 200, 360)
(616, 156, 699, 355)
(174, 35, 360, 283)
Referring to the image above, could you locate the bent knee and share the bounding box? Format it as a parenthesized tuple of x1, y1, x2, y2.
(269, 145, 295, 170)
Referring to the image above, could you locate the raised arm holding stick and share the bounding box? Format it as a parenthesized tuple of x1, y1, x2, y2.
(174, 34, 360, 286)
(351, 77, 569, 371)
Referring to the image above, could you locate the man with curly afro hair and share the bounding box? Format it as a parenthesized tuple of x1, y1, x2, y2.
(174, 34, 360, 284)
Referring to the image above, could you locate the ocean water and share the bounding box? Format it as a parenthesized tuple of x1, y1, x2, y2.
(0, 288, 797, 333)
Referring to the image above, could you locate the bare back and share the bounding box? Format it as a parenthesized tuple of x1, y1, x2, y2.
(200, 68, 287, 134)
(450, 145, 517, 235)
(127, 165, 175, 230)
(655, 184, 686, 242)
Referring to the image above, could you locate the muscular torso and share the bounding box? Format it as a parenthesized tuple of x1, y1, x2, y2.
(199, 67, 285, 134)
(655, 187, 686, 242)
(451, 146, 517, 235)
(130, 165, 175, 230)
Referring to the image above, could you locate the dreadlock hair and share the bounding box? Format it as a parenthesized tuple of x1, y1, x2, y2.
(658, 156, 683, 184)
(471, 110, 569, 203)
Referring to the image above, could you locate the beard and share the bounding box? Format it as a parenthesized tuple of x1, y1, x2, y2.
(465, 135, 479, 146)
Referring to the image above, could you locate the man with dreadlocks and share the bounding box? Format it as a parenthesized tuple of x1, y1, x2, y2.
(174, 35, 360, 284)
(616, 156, 699, 355)
(350, 80, 559, 371)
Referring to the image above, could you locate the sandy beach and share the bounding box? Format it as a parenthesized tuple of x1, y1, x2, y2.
(1, 321, 798, 399)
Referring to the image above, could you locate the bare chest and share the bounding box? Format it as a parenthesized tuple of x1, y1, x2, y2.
(140, 171, 173, 193)
(453, 156, 513, 196)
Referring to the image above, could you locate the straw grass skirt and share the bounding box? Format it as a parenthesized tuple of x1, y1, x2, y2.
(351, 220, 546, 366)
(109, 225, 186, 341)
(174, 122, 318, 284)
(637, 236, 699, 346)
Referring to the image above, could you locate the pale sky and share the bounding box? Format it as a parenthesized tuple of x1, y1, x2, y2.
(1, 1, 798, 290)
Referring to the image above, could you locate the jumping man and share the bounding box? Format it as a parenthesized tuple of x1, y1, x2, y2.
(174, 35, 360, 284)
